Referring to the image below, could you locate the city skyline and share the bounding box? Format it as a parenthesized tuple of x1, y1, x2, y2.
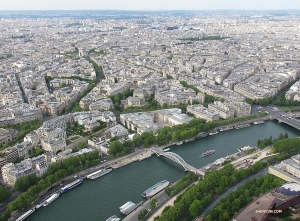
(1, 0, 300, 11)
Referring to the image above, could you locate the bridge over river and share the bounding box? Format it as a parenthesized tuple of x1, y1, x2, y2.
(267, 109, 300, 130)
(151, 149, 205, 176)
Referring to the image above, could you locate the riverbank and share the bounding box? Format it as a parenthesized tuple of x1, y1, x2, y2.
(22, 119, 300, 221)
(9, 116, 273, 221)
(146, 181, 198, 221)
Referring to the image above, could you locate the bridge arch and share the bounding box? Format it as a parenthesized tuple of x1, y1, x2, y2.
(151, 149, 205, 176)
(162, 152, 190, 171)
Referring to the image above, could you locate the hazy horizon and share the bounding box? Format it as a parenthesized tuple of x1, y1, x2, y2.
(1, 0, 300, 11)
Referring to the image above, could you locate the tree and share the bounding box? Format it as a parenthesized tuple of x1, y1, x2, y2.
(138, 209, 148, 221)
(108, 140, 123, 157)
(133, 134, 142, 146)
(150, 198, 158, 210)
(165, 187, 172, 196)
(0, 186, 11, 203)
(145, 136, 156, 147)
(110, 136, 119, 142)
(77, 141, 87, 150)
(14, 174, 37, 192)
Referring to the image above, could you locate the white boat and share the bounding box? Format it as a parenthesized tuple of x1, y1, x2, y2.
(142, 180, 170, 198)
(214, 161, 220, 166)
(60, 178, 83, 193)
(253, 121, 264, 125)
(87, 168, 112, 180)
(163, 148, 170, 152)
(219, 126, 234, 132)
(201, 150, 215, 157)
(209, 131, 219, 135)
(241, 146, 255, 152)
(43, 193, 60, 206)
(119, 201, 134, 210)
(16, 208, 35, 221)
(106, 215, 121, 221)
(235, 124, 251, 129)
(35, 204, 42, 209)
(176, 141, 183, 145)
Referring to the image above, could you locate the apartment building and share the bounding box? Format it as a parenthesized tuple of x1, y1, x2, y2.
(208, 101, 234, 119)
(187, 104, 220, 122)
(0, 128, 18, 146)
(105, 124, 129, 139)
(1, 154, 48, 186)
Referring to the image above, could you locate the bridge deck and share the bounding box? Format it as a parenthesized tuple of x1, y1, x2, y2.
(272, 115, 300, 130)
(152, 149, 205, 176)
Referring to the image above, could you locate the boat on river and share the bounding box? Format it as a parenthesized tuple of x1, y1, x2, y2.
(43, 192, 60, 206)
(176, 141, 183, 145)
(253, 121, 264, 125)
(201, 150, 215, 157)
(16, 208, 35, 221)
(209, 131, 219, 135)
(87, 168, 112, 180)
(235, 124, 251, 129)
(106, 215, 121, 221)
(142, 180, 170, 198)
(60, 178, 83, 193)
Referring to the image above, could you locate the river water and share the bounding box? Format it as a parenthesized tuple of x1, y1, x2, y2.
(28, 120, 300, 221)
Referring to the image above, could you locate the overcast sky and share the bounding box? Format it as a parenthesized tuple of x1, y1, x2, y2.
(1, 0, 300, 11)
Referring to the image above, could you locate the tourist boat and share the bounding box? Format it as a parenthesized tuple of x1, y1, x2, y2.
(87, 168, 112, 180)
(60, 178, 83, 193)
(43, 192, 60, 206)
(195, 133, 208, 139)
(209, 131, 219, 136)
(141, 180, 170, 198)
(240, 145, 255, 152)
(253, 121, 264, 125)
(16, 208, 35, 221)
(119, 201, 134, 211)
(214, 161, 220, 166)
(234, 124, 251, 129)
(176, 141, 183, 145)
(219, 126, 234, 132)
(35, 204, 42, 209)
(119, 201, 143, 215)
(106, 215, 121, 221)
(201, 150, 215, 157)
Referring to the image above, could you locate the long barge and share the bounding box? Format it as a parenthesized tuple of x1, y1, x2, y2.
(142, 180, 170, 198)
(16, 208, 35, 221)
(60, 178, 83, 193)
(195, 133, 208, 139)
(253, 121, 264, 125)
(86, 168, 112, 180)
(234, 124, 251, 129)
(201, 150, 215, 157)
(106, 215, 121, 221)
(120, 201, 143, 215)
(43, 192, 60, 206)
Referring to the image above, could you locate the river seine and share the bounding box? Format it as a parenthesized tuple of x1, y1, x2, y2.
(29, 120, 300, 221)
